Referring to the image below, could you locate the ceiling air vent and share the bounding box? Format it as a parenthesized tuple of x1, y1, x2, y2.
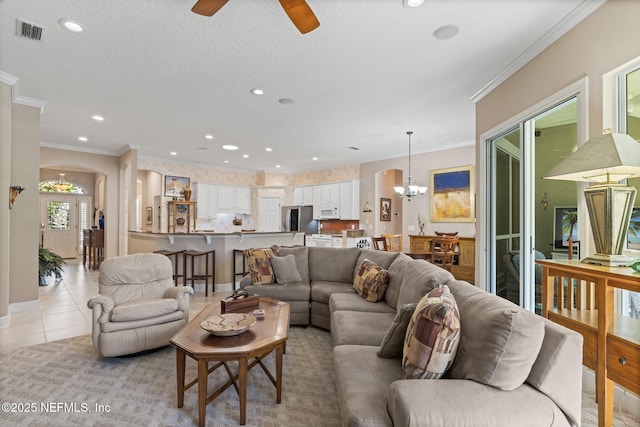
(16, 19, 46, 43)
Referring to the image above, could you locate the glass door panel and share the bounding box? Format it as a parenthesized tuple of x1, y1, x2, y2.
(620, 65, 640, 319)
(490, 127, 520, 303)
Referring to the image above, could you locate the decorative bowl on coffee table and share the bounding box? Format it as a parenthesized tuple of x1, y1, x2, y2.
(200, 313, 257, 336)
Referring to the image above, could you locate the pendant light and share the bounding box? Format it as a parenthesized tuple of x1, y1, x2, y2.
(394, 131, 427, 201)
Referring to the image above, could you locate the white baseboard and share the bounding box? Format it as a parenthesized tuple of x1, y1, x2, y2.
(9, 299, 40, 313)
(0, 314, 9, 329)
(582, 367, 640, 419)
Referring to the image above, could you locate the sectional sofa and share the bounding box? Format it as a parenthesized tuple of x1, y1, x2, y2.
(240, 246, 583, 427)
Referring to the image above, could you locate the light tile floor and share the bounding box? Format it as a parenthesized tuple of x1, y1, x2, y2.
(0, 258, 230, 353)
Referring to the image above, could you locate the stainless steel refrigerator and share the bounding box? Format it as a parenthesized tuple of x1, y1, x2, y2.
(282, 205, 317, 234)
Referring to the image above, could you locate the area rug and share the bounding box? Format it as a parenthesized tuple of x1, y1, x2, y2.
(0, 327, 339, 427)
(1, 327, 638, 427)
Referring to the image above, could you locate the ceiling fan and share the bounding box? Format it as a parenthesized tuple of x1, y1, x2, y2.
(191, 0, 320, 34)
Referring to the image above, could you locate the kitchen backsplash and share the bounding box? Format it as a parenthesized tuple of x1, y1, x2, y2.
(196, 212, 257, 233)
(319, 219, 360, 234)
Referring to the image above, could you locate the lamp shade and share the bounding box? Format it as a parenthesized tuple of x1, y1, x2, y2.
(543, 133, 640, 183)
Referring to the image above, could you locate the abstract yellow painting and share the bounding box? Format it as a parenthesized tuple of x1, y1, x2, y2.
(430, 166, 475, 222)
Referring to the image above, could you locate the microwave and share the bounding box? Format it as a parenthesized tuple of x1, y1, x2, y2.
(319, 203, 340, 219)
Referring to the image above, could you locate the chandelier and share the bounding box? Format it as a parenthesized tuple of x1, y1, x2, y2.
(394, 131, 427, 201)
(54, 172, 71, 191)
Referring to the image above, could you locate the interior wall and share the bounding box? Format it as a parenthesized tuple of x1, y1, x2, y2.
(138, 170, 161, 232)
(360, 145, 476, 251)
(137, 158, 256, 187)
(10, 103, 40, 306)
(374, 170, 402, 237)
(475, 0, 640, 272)
(0, 81, 12, 322)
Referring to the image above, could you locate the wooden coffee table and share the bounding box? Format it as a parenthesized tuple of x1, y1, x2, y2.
(170, 297, 290, 426)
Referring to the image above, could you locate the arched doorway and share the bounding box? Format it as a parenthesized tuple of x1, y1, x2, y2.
(39, 167, 103, 258)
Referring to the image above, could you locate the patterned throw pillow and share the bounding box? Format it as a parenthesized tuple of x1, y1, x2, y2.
(243, 248, 276, 285)
(402, 284, 460, 379)
(353, 259, 390, 302)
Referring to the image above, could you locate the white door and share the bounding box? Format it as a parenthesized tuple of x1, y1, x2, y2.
(40, 195, 91, 258)
(260, 197, 281, 232)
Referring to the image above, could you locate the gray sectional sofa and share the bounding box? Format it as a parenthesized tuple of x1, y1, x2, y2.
(241, 246, 583, 427)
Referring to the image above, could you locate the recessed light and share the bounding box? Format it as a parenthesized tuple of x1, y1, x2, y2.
(170, 151, 177, 156)
(265, 147, 273, 152)
(242, 154, 249, 158)
(222, 145, 239, 151)
(312, 156, 318, 161)
(205, 134, 214, 140)
(403, 0, 424, 8)
(60, 19, 84, 33)
(278, 98, 295, 105)
(92, 115, 104, 122)
(276, 165, 281, 168)
(224, 160, 229, 163)
(78, 136, 88, 142)
(433, 25, 459, 41)
(251, 88, 264, 96)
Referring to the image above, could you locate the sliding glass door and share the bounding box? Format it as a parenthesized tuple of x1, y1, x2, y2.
(618, 65, 640, 319)
(487, 97, 578, 313)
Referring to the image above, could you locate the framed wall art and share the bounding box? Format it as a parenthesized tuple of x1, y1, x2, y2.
(430, 165, 475, 222)
(145, 207, 153, 225)
(380, 198, 391, 221)
(164, 175, 190, 198)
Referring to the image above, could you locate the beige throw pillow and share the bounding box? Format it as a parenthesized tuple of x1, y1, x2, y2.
(271, 254, 303, 285)
(353, 259, 390, 302)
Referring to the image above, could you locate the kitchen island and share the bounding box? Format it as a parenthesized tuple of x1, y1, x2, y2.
(128, 231, 304, 291)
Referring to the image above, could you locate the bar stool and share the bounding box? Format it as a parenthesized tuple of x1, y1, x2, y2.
(153, 249, 185, 286)
(232, 249, 249, 291)
(184, 250, 215, 296)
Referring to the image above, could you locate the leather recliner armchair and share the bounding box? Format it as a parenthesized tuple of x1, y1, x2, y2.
(87, 252, 194, 357)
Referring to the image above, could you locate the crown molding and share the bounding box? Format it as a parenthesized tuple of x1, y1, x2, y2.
(40, 141, 120, 157)
(13, 95, 47, 113)
(0, 71, 18, 86)
(0, 70, 47, 113)
(470, 0, 606, 103)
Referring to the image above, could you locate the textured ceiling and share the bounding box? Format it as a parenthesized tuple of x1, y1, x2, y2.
(0, 0, 603, 173)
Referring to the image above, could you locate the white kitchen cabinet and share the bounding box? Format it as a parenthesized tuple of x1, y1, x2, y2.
(339, 180, 360, 220)
(217, 185, 251, 214)
(294, 186, 314, 206)
(321, 183, 340, 204)
(312, 181, 358, 219)
(193, 182, 217, 218)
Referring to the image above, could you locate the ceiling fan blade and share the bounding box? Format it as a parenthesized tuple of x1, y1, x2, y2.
(191, 0, 229, 17)
(279, 0, 320, 34)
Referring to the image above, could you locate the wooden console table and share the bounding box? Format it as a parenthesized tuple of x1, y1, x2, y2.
(409, 235, 475, 283)
(82, 228, 104, 271)
(537, 259, 640, 427)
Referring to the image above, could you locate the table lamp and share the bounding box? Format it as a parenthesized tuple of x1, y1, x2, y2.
(544, 132, 640, 266)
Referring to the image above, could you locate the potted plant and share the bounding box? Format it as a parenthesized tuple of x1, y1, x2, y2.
(39, 247, 65, 286)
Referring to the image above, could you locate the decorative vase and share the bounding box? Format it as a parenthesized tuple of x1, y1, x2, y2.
(183, 190, 192, 201)
(418, 224, 425, 235)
